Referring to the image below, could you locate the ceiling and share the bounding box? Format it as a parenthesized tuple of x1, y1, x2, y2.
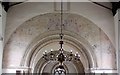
(1, 1, 120, 16)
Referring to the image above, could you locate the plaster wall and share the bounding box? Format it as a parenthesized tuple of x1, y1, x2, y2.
(70, 2, 115, 47)
(5, 2, 115, 47)
(3, 2, 116, 73)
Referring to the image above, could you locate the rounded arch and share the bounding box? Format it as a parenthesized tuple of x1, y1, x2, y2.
(21, 30, 97, 73)
(34, 51, 85, 73)
(3, 12, 116, 73)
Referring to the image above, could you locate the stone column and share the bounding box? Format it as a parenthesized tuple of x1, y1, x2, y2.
(0, 3, 3, 74)
(0, 3, 6, 74)
(118, 9, 120, 74)
(114, 8, 120, 74)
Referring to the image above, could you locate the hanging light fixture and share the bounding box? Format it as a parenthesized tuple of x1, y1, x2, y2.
(42, 1, 81, 74)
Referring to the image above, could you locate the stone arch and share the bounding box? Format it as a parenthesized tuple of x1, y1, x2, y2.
(21, 30, 97, 73)
(3, 13, 116, 73)
(34, 51, 85, 73)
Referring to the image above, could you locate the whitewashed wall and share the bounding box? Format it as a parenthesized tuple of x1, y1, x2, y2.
(3, 2, 116, 73)
(70, 2, 115, 47)
(5, 2, 115, 47)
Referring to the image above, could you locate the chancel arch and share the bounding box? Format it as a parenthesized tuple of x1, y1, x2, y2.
(21, 30, 97, 73)
(35, 51, 85, 73)
(3, 13, 116, 73)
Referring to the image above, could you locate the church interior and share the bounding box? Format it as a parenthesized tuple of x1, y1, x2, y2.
(0, 0, 120, 74)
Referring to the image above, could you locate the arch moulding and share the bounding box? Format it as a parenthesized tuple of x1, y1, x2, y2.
(21, 30, 97, 73)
